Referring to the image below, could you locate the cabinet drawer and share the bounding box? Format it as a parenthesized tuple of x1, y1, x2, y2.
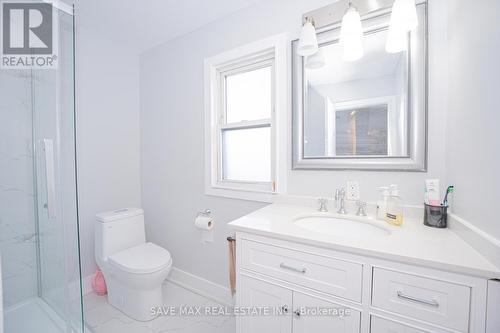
(241, 240, 363, 302)
(371, 316, 435, 333)
(371, 268, 471, 332)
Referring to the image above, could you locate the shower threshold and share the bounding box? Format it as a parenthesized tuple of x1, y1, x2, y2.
(4, 297, 69, 333)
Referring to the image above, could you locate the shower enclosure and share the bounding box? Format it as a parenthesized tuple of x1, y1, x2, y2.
(0, 3, 84, 333)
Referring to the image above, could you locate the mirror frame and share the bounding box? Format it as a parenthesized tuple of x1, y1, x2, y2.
(292, 2, 428, 171)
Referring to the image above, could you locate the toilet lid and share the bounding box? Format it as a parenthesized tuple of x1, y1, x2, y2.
(108, 242, 172, 274)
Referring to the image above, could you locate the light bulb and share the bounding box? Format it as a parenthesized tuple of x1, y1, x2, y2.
(401, 0, 418, 31)
(340, 5, 364, 62)
(297, 20, 319, 56)
(386, 0, 417, 53)
(305, 49, 326, 69)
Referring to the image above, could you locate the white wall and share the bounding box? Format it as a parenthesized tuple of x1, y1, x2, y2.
(446, 0, 500, 240)
(304, 86, 326, 156)
(140, 0, 448, 288)
(76, 25, 142, 278)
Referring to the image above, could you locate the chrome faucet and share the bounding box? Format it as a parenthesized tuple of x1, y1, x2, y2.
(335, 188, 347, 214)
(318, 198, 328, 212)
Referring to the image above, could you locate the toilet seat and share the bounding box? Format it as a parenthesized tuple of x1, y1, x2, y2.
(109, 242, 172, 274)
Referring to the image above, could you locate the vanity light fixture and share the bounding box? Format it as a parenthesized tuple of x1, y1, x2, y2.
(340, 1, 364, 62)
(297, 17, 319, 56)
(386, 0, 418, 53)
(305, 49, 326, 69)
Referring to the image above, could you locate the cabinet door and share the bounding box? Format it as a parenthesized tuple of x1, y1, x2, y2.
(371, 316, 432, 333)
(292, 292, 361, 333)
(239, 275, 292, 333)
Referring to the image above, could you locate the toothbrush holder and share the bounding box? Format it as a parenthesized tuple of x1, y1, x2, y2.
(423, 203, 448, 228)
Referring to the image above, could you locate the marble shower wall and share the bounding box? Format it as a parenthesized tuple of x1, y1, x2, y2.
(0, 70, 38, 307)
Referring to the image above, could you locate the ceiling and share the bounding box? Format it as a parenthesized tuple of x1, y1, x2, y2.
(72, 0, 262, 53)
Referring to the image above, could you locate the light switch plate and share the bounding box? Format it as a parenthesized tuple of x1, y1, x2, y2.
(346, 181, 360, 200)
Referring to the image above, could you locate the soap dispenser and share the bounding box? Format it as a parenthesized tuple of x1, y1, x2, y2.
(385, 184, 403, 226)
(376, 187, 390, 221)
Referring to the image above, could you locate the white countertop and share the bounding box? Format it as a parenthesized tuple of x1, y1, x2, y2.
(228, 203, 500, 279)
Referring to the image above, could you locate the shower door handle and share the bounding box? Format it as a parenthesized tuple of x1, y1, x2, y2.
(43, 138, 56, 218)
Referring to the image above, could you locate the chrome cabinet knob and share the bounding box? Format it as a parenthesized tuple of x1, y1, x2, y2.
(356, 200, 367, 216)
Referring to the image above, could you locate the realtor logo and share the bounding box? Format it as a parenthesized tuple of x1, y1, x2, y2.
(1, 0, 58, 69)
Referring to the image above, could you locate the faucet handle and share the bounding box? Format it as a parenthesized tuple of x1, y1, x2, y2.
(335, 188, 345, 200)
(318, 198, 328, 212)
(356, 201, 367, 216)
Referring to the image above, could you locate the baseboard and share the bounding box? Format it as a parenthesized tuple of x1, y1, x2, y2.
(167, 267, 234, 306)
(449, 213, 500, 270)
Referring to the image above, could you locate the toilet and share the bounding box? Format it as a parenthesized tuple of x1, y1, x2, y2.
(95, 208, 172, 321)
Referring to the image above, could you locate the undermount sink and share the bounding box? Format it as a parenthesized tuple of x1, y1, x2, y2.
(293, 214, 391, 238)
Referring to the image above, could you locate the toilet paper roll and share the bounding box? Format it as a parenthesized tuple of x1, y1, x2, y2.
(195, 216, 214, 230)
(195, 215, 214, 243)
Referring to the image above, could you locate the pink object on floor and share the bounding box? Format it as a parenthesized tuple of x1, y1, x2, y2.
(92, 269, 107, 295)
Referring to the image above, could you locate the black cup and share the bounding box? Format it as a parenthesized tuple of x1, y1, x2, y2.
(423, 203, 448, 228)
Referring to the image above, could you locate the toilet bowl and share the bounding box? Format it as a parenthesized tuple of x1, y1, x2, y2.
(95, 208, 172, 321)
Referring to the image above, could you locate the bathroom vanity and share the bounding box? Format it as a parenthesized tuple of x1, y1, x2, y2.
(228, 203, 500, 333)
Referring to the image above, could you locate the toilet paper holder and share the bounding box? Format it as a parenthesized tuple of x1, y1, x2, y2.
(197, 209, 211, 217)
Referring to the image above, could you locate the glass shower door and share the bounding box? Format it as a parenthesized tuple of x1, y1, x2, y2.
(0, 3, 84, 333)
(32, 5, 84, 333)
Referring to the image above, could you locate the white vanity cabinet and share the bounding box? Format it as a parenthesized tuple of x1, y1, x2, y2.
(235, 233, 489, 333)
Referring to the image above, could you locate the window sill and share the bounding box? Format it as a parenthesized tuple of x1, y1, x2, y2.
(205, 186, 275, 203)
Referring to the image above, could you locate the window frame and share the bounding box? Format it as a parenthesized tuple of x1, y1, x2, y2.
(204, 34, 287, 202)
(218, 57, 275, 190)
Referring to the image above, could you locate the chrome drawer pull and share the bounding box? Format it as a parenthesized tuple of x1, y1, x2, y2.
(279, 263, 307, 274)
(397, 291, 439, 307)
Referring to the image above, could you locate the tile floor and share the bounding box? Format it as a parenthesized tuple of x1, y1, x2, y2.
(84, 281, 235, 333)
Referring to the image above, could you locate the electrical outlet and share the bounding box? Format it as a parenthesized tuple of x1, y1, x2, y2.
(346, 181, 360, 200)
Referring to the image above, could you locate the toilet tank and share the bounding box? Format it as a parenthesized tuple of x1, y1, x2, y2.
(95, 208, 146, 264)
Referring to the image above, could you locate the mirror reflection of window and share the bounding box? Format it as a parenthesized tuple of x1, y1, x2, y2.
(303, 29, 408, 158)
(335, 105, 388, 156)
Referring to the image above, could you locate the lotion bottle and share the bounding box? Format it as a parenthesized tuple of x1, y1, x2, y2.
(385, 184, 403, 226)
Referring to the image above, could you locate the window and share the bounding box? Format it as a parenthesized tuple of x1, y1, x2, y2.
(221, 61, 273, 185)
(222, 126, 271, 182)
(205, 35, 286, 202)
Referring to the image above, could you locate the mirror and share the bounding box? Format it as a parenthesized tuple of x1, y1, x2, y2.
(293, 3, 427, 171)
